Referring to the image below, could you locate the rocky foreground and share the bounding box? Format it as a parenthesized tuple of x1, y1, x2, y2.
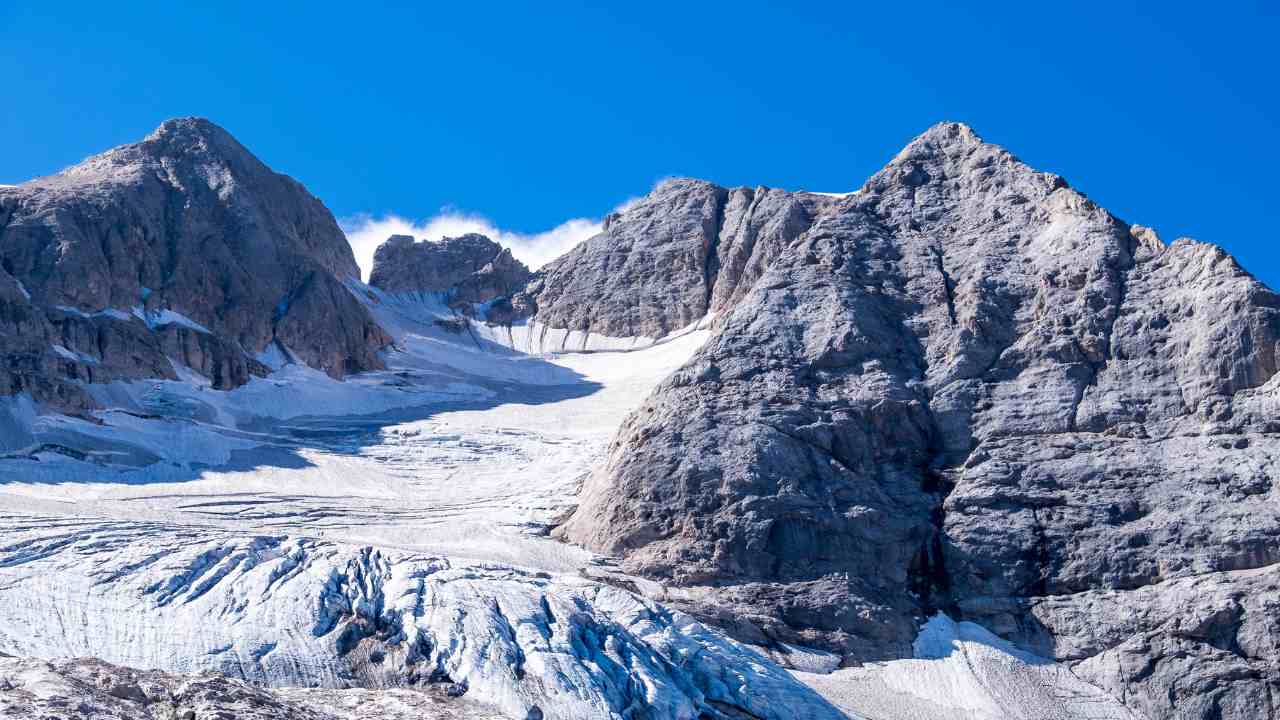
(0, 653, 501, 719)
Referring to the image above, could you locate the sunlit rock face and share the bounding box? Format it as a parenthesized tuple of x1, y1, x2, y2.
(561, 122, 1280, 720)
(0, 117, 389, 411)
(507, 178, 833, 340)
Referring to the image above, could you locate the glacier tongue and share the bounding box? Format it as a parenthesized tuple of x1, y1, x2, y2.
(0, 518, 842, 720)
(0, 298, 849, 719)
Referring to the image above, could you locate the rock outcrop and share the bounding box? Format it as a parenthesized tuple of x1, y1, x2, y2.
(0, 653, 497, 719)
(510, 179, 829, 339)
(559, 122, 1280, 719)
(0, 654, 326, 720)
(369, 233, 531, 307)
(0, 118, 390, 411)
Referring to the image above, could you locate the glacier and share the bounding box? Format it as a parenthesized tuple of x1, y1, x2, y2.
(0, 286, 1135, 719)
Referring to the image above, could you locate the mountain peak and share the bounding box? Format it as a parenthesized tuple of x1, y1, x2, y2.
(23, 117, 265, 192)
(915, 120, 983, 145)
(888, 121, 990, 167)
(139, 117, 263, 173)
(369, 232, 531, 303)
(148, 116, 229, 141)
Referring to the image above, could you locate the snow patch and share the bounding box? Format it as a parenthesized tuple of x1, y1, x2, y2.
(255, 341, 293, 371)
(53, 305, 134, 322)
(793, 614, 1138, 720)
(50, 344, 97, 365)
(804, 190, 861, 198)
(132, 306, 211, 333)
(470, 314, 714, 355)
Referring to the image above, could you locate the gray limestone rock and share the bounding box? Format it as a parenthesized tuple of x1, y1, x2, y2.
(559, 122, 1280, 720)
(369, 233, 531, 308)
(0, 118, 390, 411)
(511, 179, 831, 339)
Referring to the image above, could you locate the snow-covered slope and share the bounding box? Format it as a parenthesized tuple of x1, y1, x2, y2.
(796, 615, 1138, 720)
(0, 285, 1133, 719)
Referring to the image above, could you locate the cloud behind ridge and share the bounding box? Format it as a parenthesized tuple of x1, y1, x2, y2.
(340, 209, 603, 281)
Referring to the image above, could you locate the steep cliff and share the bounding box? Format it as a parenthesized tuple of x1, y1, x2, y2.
(559, 122, 1280, 719)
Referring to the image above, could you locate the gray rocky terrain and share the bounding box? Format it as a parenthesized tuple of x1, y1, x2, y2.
(369, 233, 531, 308)
(509, 179, 833, 339)
(0, 118, 389, 412)
(559, 122, 1280, 719)
(0, 653, 498, 719)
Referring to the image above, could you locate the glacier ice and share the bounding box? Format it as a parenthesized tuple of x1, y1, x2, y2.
(0, 290, 1132, 719)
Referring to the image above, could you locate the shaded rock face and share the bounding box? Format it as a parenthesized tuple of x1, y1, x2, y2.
(559, 122, 1280, 719)
(514, 179, 829, 339)
(0, 118, 390, 410)
(369, 233, 531, 307)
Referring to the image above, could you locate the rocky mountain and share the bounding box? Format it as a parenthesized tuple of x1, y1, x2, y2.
(2, 118, 1276, 720)
(559, 122, 1280, 719)
(0, 118, 389, 412)
(508, 179, 831, 339)
(369, 233, 531, 307)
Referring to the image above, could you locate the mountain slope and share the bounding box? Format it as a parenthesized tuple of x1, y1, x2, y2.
(0, 118, 389, 411)
(558, 122, 1280, 719)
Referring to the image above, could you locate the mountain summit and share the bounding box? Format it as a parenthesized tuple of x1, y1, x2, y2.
(557, 121, 1280, 719)
(0, 118, 388, 409)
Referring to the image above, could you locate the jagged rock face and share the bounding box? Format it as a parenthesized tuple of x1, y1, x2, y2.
(560, 122, 1280, 719)
(514, 179, 828, 339)
(369, 233, 531, 306)
(0, 118, 390, 409)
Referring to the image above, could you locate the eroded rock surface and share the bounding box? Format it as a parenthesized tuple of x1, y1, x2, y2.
(560, 122, 1280, 719)
(0, 118, 389, 410)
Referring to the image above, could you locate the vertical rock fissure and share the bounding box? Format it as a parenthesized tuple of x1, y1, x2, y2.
(700, 189, 731, 318)
(912, 420, 960, 620)
(931, 245, 958, 326)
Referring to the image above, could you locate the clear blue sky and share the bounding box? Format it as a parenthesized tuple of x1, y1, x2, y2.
(3, 2, 1277, 286)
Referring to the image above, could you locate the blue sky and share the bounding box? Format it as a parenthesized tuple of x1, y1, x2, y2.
(2, 2, 1277, 285)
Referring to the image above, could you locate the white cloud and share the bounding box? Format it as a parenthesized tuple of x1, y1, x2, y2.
(340, 208, 603, 281)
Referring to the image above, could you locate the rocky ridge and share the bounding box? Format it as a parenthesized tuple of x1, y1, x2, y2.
(507, 179, 832, 339)
(0, 118, 390, 412)
(369, 233, 531, 308)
